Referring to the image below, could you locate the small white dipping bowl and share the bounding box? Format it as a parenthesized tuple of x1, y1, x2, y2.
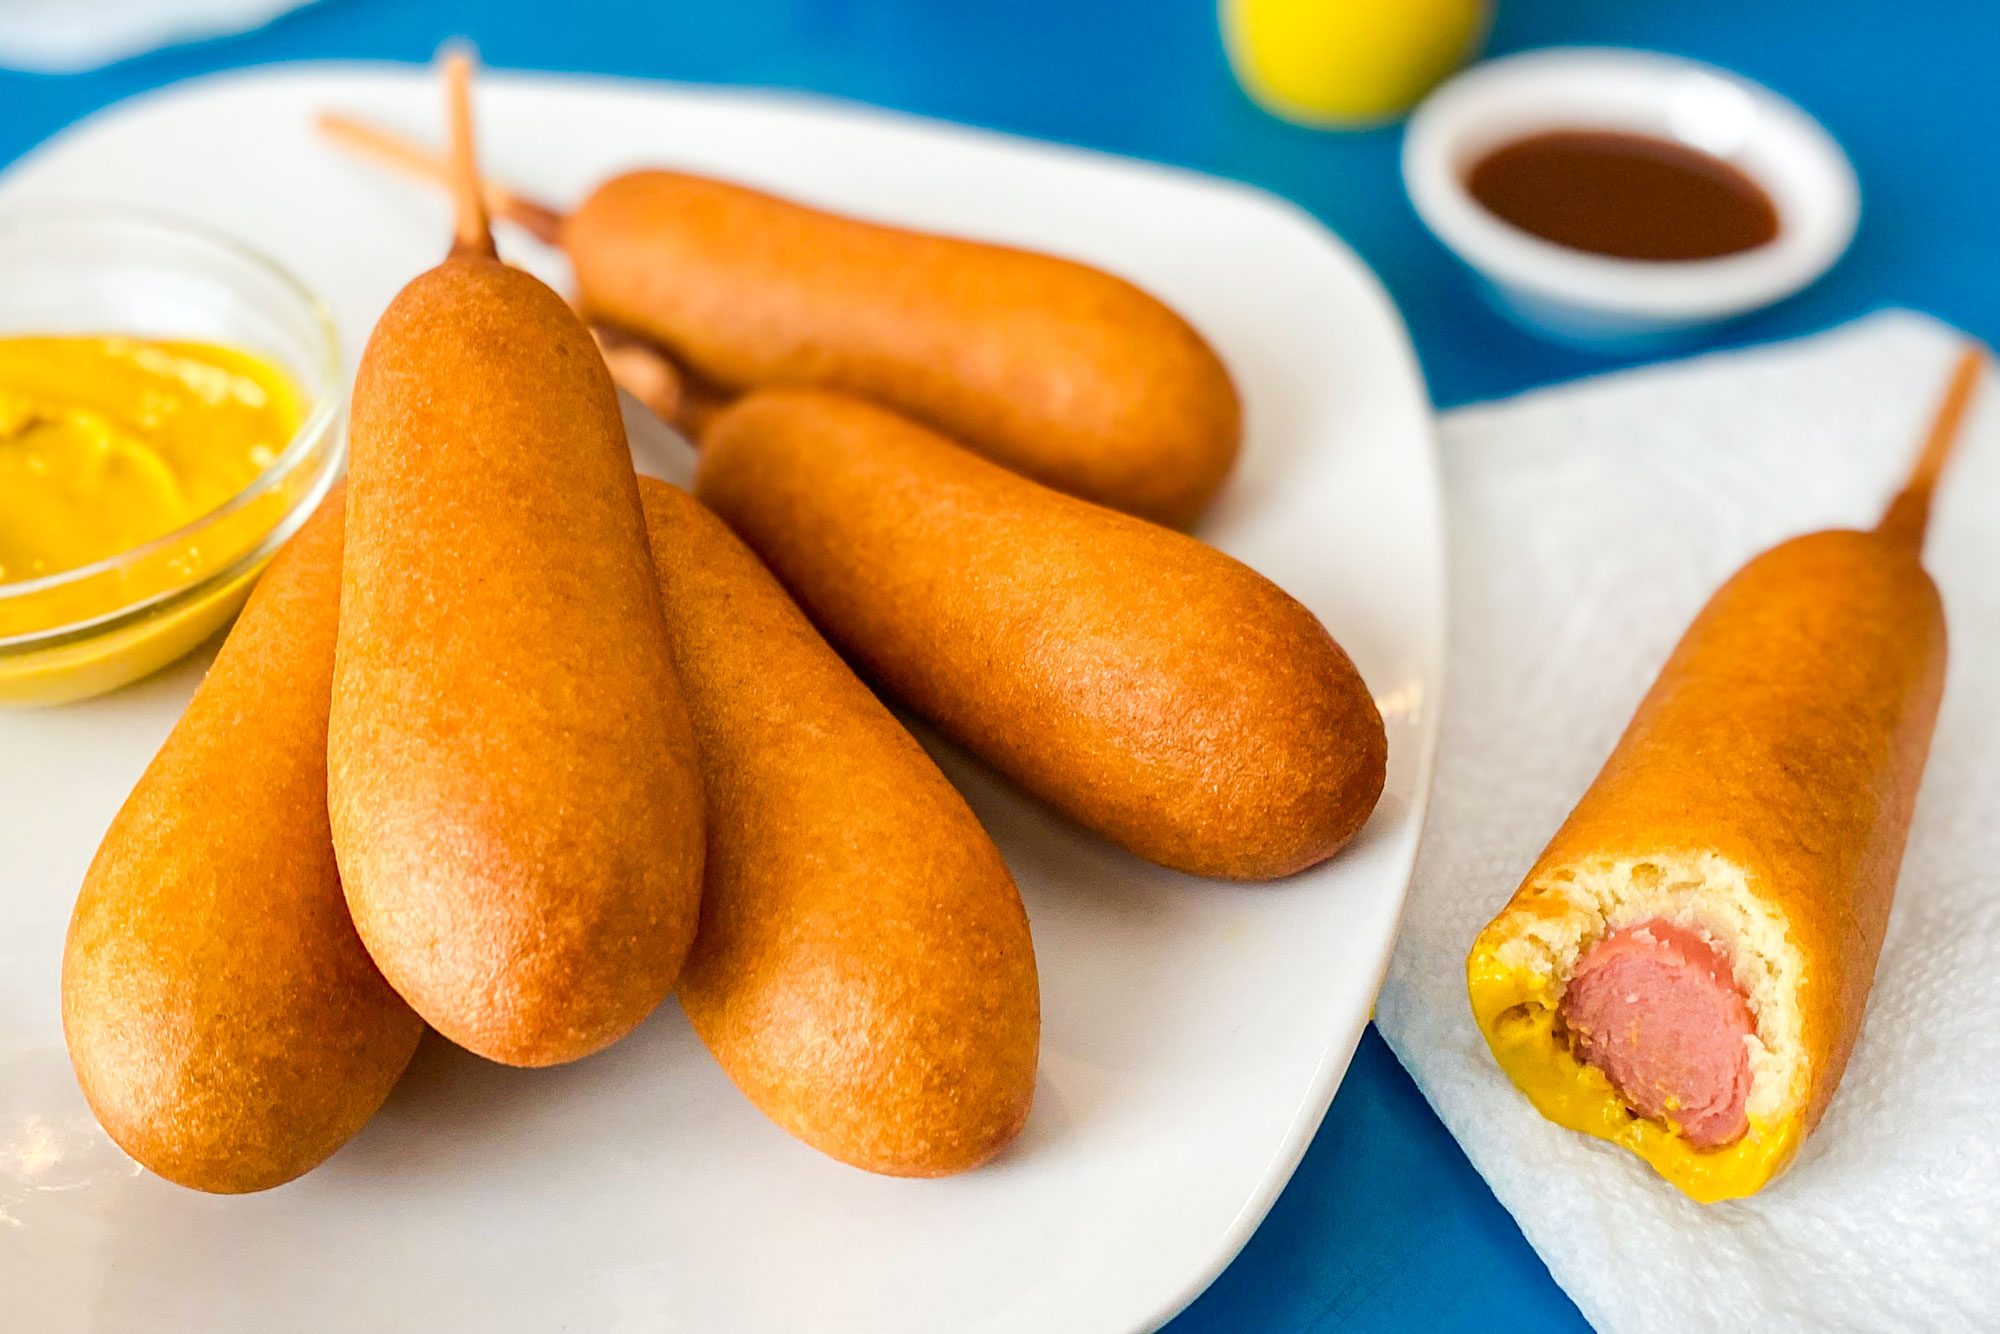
(1403, 47, 1859, 351)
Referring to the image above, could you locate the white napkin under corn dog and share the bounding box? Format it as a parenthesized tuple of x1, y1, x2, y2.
(1379, 312, 1999, 1333)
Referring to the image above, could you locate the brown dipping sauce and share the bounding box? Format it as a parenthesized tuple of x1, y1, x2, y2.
(1465, 129, 1780, 261)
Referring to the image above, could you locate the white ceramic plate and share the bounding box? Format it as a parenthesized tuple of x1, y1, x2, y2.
(0, 66, 1442, 1334)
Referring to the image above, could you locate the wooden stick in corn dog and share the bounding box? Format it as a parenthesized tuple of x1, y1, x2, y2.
(1466, 346, 1985, 1203)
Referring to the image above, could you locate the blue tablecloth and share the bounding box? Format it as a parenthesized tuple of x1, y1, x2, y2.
(4, 3, 1992, 1329)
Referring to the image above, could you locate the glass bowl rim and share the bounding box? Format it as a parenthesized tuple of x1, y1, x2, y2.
(0, 204, 344, 647)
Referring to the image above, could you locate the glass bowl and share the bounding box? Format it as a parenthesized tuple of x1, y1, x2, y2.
(0, 207, 343, 706)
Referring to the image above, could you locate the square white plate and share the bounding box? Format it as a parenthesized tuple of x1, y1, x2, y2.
(0, 65, 1442, 1333)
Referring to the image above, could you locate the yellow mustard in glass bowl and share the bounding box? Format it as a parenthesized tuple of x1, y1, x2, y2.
(0, 209, 343, 706)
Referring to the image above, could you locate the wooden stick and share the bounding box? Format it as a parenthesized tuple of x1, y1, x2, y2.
(588, 326, 728, 443)
(591, 325, 684, 424)
(1877, 345, 1986, 550)
(440, 48, 496, 260)
(317, 110, 566, 247)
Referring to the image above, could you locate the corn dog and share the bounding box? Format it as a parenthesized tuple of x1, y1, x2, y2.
(1467, 348, 1984, 1202)
(328, 53, 705, 1067)
(637, 480, 1038, 1175)
(316, 111, 1241, 527)
(63, 490, 424, 1193)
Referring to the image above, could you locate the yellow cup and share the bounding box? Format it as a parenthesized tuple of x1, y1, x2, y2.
(1222, 0, 1491, 127)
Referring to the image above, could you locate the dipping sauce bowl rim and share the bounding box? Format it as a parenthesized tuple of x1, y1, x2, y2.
(1402, 46, 1861, 322)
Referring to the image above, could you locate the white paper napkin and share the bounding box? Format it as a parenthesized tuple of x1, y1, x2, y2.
(1377, 311, 2000, 1333)
(0, 0, 319, 73)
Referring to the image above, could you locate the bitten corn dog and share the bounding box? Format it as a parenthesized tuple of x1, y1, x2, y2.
(1467, 348, 1983, 1203)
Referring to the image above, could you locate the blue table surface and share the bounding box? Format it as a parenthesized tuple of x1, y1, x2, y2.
(4, 2, 1993, 1330)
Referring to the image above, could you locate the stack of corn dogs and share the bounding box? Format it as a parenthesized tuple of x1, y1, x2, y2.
(59, 51, 1387, 1194)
